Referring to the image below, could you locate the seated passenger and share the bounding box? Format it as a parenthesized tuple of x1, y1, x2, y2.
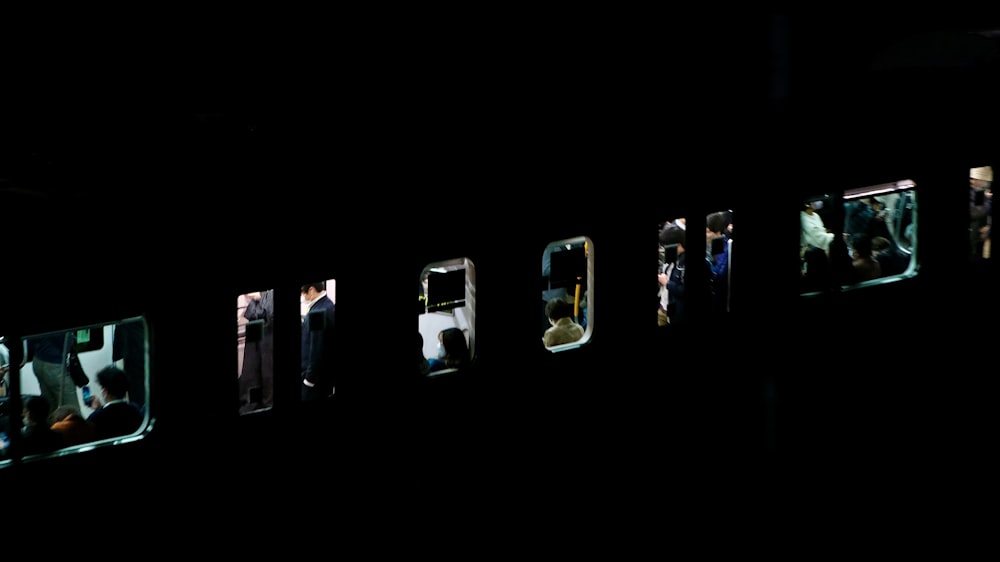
(50, 404, 97, 447)
(542, 297, 585, 348)
(1, 395, 63, 457)
(850, 234, 881, 281)
(87, 366, 144, 440)
(870, 235, 910, 277)
(428, 327, 470, 373)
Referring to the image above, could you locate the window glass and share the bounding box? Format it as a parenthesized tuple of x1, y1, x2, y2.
(542, 237, 592, 350)
(419, 258, 475, 373)
(969, 165, 993, 263)
(1, 336, 12, 466)
(658, 211, 733, 326)
(299, 280, 337, 402)
(237, 288, 275, 414)
(1, 317, 149, 463)
(800, 180, 917, 295)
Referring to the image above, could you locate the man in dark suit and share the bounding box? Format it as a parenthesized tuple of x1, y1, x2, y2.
(300, 281, 337, 401)
(87, 366, 144, 440)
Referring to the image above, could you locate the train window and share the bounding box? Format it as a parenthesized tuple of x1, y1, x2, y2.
(658, 211, 734, 326)
(419, 258, 476, 374)
(1, 336, 11, 466)
(0, 317, 150, 464)
(969, 165, 993, 262)
(800, 180, 918, 295)
(300, 280, 337, 401)
(541, 237, 592, 351)
(237, 289, 274, 415)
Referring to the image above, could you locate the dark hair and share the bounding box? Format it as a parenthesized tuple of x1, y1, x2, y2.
(545, 298, 574, 321)
(707, 211, 729, 235)
(659, 224, 685, 246)
(852, 234, 874, 258)
(439, 327, 470, 369)
(96, 366, 130, 399)
(870, 236, 891, 253)
(301, 281, 326, 293)
(24, 395, 51, 424)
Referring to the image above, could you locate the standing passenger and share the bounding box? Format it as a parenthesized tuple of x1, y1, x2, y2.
(240, 289, 274, 412)
(26, 330, 80, 412)
(300, 282, 337, 401)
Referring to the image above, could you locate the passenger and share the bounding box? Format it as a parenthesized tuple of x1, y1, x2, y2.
(26, 330, 81, 412)
(428, 327, 470, 373)
(849, 234, 881, 281)
(665, 229, 688, 325)
(706, 211, 731, 314)
(801, 201, 835, 257)
(829, 234, 860, 286)
(50, 404, 97, 447)
(844, 197, 877, 242)
(0, 337, 9, 398)
(969, 165, 993, 261)
(417, 331, 431, 377)
(801, 245, 832, 293)
(1, 395, 63, 457)
(542, 298, 585, 348)
(87, 366, 144, 440)
(300, 281, 337, 401)
(870, 235, 910, 277)
(240, 289, 274, 412)
(658, 221, 685, 327)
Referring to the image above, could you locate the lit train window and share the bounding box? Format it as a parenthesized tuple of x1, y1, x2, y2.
(658, 211, 734, 325)
(418, 258, 475, 374)
(968, 165, 993, 262)
(1, 336, 12, 467)
(541, 237, 592, 351)
(800, 180, 918, 295)
(0, 317, 150, 464)
(237, 288, 274, 415)
(300, 279, 337, 401)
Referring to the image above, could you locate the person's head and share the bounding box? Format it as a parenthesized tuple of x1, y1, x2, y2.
(545, 298, 574, 324)
(871, 236, 892, 254)
(96, 366, 130, 401)
(970, 166, 993, 190)
(852, 235, 873, 259)
(706, 211, 729, 237)
(23, 395, 51, 427)
(437, 327, 469, 367)
(300, 281, 326, 302)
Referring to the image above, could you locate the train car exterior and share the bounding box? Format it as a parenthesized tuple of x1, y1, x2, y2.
(3, 16, 1000, 515)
